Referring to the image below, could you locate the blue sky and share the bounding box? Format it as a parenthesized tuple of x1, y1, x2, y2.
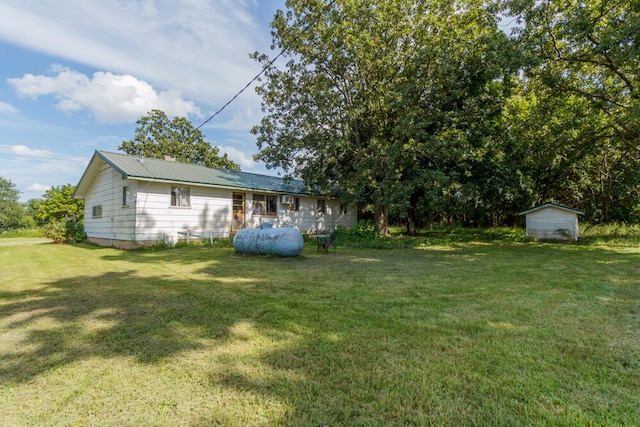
(0, 0, 286, 201)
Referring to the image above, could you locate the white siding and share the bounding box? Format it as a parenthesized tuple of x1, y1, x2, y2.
(525, 207, 579, 241)
(244, 195, 357, 233)
(134, 183, 233, 243)
(83, 165, 136, 243)
(311, 198, 357, 232)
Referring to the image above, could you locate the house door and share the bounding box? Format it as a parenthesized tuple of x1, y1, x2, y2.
(232, 193, 245, 232)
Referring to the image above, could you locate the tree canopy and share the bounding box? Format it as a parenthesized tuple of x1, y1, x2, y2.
(119, 110, 240, 171)
(0, 177, 26, 231)
(510, 0, 639, 151)
(34, 184, 84, 224)
(506, 0, 640, 222)
(252, 0, 639, 229)
(253, 0, 513, 233)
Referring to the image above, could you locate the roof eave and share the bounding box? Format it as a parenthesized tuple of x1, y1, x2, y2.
(73, 152, 105, 199)
(518, 202, 584, 216)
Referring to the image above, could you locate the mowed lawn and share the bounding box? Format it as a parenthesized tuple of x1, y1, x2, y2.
(0, 239, 638, 426)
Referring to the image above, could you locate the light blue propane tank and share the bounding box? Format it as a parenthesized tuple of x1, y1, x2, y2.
(233, 223, 304, 257)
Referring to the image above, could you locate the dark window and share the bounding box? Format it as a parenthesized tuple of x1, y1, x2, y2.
(317, 199, 326, 214)
(290, 197, 300, 212)
(92, 205, 102, 218)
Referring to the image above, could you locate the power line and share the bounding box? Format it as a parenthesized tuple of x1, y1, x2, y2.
(195, 0, 337, 130)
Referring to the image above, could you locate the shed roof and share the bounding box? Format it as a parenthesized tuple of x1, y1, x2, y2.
(74, 151, 311, 199)
(517, 202, 584, 216)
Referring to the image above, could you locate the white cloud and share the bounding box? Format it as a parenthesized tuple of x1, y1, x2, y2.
(0, 1, 273, 108)
(219, 145, 256, 169)
(0, 147, 90, 201)
(0, 0, 285, 197)
(28, 183, 51, 192)
(8, 66, 200, 124)
(9, 144, 51, 158)
(0, 101, 18, 114)
(0, 144, 87, 163)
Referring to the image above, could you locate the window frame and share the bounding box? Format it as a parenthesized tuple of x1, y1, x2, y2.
(289, 197, 300, 212)
(252, 194, 278, 216)
(317, 199, 326, 214)
(122, 185, 130, 207)
(170, 186, 191, 208)
(92, 205, 102, 218)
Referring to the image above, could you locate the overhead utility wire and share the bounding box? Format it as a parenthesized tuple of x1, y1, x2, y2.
(195, 0, 337, 130)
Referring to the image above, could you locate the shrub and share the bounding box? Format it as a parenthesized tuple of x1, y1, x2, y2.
(335, 220, 377, 246)
(41, 220, 66, 244)
(65, 221, 87, 243)
(41, 220, 86, 244)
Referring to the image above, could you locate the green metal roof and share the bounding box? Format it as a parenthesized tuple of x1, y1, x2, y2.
(75, 151, 311, 198)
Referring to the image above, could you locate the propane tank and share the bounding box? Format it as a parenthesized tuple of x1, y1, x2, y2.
(233, 223, 304, 257)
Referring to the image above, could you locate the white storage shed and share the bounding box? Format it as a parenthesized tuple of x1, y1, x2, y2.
(518, 202, 584, 241)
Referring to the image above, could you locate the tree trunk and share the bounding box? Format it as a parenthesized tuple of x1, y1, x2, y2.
(407, 209, 417, 234)
(374, 202, 389, 236)
(406, 191, 421, 234)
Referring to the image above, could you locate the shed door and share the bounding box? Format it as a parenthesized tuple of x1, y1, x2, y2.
(232, 193, 245, 232)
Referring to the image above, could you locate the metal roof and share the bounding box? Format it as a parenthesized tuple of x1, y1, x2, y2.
(75, 151, 311, 198)
(517, 202, 584, 216)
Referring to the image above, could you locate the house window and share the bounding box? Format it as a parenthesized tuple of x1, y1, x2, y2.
(289, 197, 300, 212)
(171, 186, 191, 208)
(253, 194, 277, 216)
(317, 199, 326, 214)
(122, 185, 130, 207)
(92, 205, 102, 218)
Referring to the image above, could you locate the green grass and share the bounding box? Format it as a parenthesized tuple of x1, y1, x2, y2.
(0, 228, 42, 238)
(580, 223, 640, 246)
(1, 238, 638, 426)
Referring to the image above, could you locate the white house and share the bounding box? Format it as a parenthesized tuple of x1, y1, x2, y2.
(518, 202, 584, 241)
(74, 151, 357, 248)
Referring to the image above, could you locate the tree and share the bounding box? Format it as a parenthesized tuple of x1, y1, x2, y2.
(252, 0, 512, 234)
(119, 110, 240, 170)
(509, 0, 640, 151)
(34, 184, 85, 243)
(35, 184, 84, 224)
(0, 177, 25, 231)
(501, 0, 640, 223)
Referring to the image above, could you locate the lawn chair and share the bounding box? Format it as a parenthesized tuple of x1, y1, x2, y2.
(322, 230, 337, 254)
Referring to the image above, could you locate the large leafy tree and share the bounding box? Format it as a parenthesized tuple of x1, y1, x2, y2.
(509, 0, 639, 151)
(34, 184, 86, 243)
(504, 84, 640, 222)
(35, 184, 84, 224)
(252, 0, 512, 234)
(0, 177, 25, 231)
(502, 0, 640, 222)
(119, 110, 240, 171)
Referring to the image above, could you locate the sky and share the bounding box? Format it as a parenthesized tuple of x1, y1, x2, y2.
(0, 0, 287, 202)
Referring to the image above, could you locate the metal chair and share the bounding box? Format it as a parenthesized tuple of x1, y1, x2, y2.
(322, 230, 337, 254)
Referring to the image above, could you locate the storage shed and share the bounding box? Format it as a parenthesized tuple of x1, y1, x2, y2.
(518, 202, 584, 241)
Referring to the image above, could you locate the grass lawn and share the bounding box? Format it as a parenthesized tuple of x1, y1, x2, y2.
(1, 238, 638, 426)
